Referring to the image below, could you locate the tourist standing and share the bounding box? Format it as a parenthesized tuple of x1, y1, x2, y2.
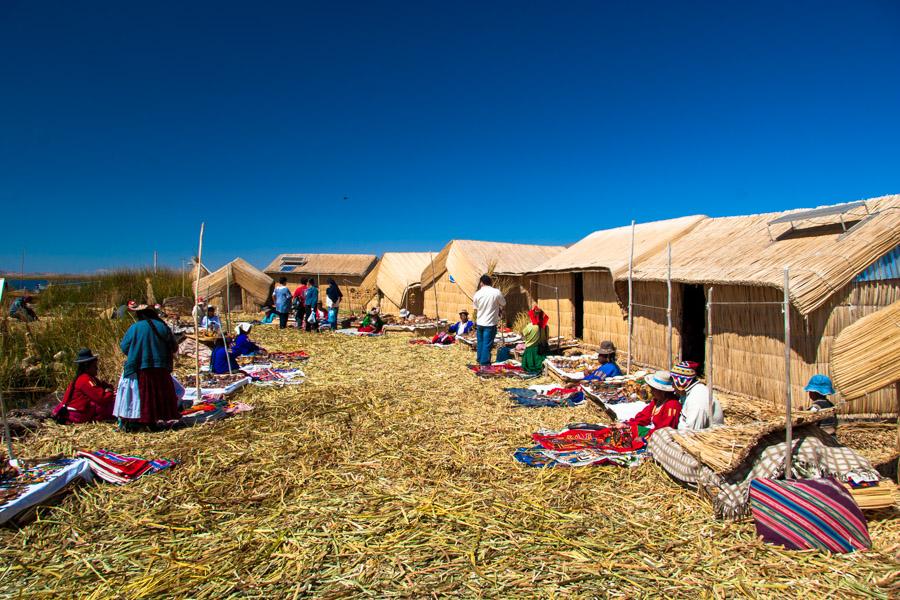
(272, 277, 292, 329)
(304, 279, 320, 332)
(292, 278, 308, 330)
(472, 275, 505, 365)
(326, 278, 343, 330)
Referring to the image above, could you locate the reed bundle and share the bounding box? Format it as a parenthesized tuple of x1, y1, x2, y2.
(832, 299, 900, 400)
(670, 410, 835, 475)
(0, 329, 897, 597)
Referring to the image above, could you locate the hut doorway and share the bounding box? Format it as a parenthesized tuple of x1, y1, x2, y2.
(572, 272, 584, 338)
(680, 284, 706, 374)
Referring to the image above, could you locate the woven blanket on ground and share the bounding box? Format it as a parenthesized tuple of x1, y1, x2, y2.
(182, 376, 250, 402)
(505, 385, 585, 408)
(533, 423, 645, 453)
(514, 445, 646, 468)
(468, 362, 539, 380)
(249, 367, 305, 386)
(649, 426, 881, 519)
(76, 449, 175, 485)
(749, 477, 871, 553)
(0, 459, 93, 525)
(334, 328, 382, 337)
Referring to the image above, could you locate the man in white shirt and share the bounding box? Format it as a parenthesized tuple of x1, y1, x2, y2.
(672, 361, 724, 431)
(472, 275, 506, 365)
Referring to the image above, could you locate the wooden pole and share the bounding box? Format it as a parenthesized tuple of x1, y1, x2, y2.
(555, 284, 560, 349)
(626, 220, 635, 373)
(706, 286, 714, 419)
(193, 223, 205, 397)
(429, 253, 439, 320)
(783, 267, 793, 479)
(0, 391, 17, 468)
(225, 265, 232, 335)
(666, 242, 672, 367)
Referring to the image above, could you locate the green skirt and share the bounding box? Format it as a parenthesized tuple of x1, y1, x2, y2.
(521, 345, 545, 373)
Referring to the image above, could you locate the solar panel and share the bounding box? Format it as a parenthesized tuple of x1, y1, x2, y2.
(280, 265, 295, 272)
(768, 201, 868, 225)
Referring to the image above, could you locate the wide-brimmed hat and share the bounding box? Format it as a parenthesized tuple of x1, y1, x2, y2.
(598, 340, 617, 355)
(74, 348, 99, 364)
(646, 370, 675, 392)
(459, 310, 469, 315)
(671, 361, 698, 387)
(127, 300, 148, 311)
(804, 374, 835, 396)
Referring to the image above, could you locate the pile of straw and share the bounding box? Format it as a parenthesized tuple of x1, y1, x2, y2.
(0, 329, 897, 597)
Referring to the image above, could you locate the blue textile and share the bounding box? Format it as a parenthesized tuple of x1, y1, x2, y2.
(211, 346, 240, 374)
(231, 334, 259, 357)
(120, 319, 176, 378)
(505, 388, 585, 408)
(448, 320, 474, 335)
(584, 361, 622, 381)
(273, 286, 292, 313)
(304, 286, 319, 308)
(476, 325, 497, 365)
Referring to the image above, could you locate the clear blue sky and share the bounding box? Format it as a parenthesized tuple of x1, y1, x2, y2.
(1, 1, 898, 273)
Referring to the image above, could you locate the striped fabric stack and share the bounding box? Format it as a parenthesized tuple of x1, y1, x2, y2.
(76, 449, 176, 485)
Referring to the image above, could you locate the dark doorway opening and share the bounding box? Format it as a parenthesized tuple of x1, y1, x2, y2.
(680, 284, 706, 375)
(572, 272, 584, 339)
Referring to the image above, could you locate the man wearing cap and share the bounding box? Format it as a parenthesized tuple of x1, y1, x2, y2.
(472, 275, 506, 365)
(804, 374, 838, 434)
(672, 361, 724, 431)
(448, 310, 474, 336)
(52, 349, 115, 424)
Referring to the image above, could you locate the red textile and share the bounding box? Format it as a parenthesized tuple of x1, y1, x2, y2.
(59, 373, 115, 424)
(629, 399, 681, 431)
(136, 367, 180, 424)
(528, 307, 550, 328)
(532, 424, 645, 452)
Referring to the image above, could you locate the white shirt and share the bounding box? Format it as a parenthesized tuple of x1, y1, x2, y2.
(201, 315, 222, 332)
(472, 285, 506, 327)
(677, 382, 724, 431)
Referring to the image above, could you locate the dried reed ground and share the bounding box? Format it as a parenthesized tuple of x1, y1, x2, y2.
(0, 328, 897, 598)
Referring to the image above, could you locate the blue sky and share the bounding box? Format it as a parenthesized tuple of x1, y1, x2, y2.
(1, 1, 898, 273)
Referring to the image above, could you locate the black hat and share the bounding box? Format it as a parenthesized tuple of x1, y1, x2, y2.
(74, 348, 99, 364)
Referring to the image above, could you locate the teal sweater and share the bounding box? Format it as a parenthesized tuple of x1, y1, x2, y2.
(120, 319, 176, 377)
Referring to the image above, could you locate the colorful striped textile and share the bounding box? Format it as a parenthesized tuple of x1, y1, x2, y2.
(76, 449, 176, 485)
(749, 477, 871, 553)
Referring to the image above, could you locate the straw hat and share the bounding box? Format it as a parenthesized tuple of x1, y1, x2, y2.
(646, 370, 675, 392)
(598, 340, 617, 355)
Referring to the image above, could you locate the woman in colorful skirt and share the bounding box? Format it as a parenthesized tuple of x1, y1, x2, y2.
(114, 302, 181, 430)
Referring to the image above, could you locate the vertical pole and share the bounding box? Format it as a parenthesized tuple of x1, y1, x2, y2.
(666, 242, 672, 367)
(706, 286, 714, 419)
(626, 220, 635, 373)
(555, 284, 560, 349)
(225, 265, 232, 335)
(181, 260, 185, 297)
(783, 267, 793, 479)
(194, 224, 205, 397)
(0, 391, 17, 468)
(153, 250, 158, 273)
(429, 253, 439, 320)
(220, 327, 233, 375)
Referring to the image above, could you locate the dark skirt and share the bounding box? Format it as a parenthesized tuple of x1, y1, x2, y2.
(136, 368, 180, 424)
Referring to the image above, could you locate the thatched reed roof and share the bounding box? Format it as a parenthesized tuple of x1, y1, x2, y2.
(420, 240, 565, 294)
(831, 299, 900, 400)
(630, 194, 900, 315)
(197, 258, 274, 305)
(359, 252, 436, 307)
(264, 253, 377, 277)
(529, 216, 705, 277)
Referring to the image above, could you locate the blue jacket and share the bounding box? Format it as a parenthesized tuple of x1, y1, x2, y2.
(305, 286, 319, 308)
(211, 346, 240, 374)
(120, 318, 176, 377)
(231, 334, 260, 357)
(449, 320, 474, 335)
(584, 361, 622, 381)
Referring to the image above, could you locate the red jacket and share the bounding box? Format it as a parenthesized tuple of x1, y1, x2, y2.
(629, 399, 681, 432)
(59, 373, 115, 424)
(292, 285, 308, 301)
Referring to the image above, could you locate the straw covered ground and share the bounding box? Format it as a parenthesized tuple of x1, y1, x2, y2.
(0, 328, 898, 598)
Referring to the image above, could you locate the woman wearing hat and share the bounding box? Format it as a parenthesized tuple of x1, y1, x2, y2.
(51, 349, 116, 424)
(805, 374, 838, 434)
(231, 322, 263, 357)
(584, 341, 622, 381)
(623, 370, 682, 436)
(114, 303, 180, 429)
(448, 311, 475, 336)
(672, 361, 724, 431)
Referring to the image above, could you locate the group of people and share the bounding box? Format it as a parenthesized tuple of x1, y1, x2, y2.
(270, 277, 343, 331)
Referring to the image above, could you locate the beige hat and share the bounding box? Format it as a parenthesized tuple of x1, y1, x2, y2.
(646, 370, 675, 392)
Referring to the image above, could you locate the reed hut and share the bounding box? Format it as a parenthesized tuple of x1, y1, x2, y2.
(419, 240, 565, 322)
(524, 216, 704, 349)
(196, 258, 274, 311)
(626, 194, 900, 416)
(359, 252, 436, 315)
(264, 253, 377, 313)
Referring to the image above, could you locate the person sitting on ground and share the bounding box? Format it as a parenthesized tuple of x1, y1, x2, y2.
(260, 305, 278, 324)
(804, 374, 838, 435)
(622, 371, 681, 436)
(210, 337, 241, 374)
(52, 348, 115, 424)
(521, 321, 546, 374)
(584, 341, 622, 380)
(672, 361, 724, 431)
(9, 295, 38, 322)
(528, 305, 551, 354)
(231, 323, 263, 357)
(448, 310, 474, 336)
(358, 308, 385, 333)
(201, 306, 222, 332)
